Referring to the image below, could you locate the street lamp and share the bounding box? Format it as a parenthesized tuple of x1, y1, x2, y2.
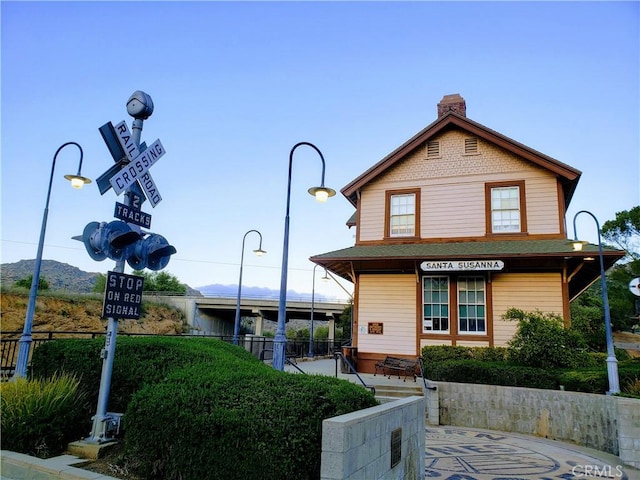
(572, 210, 620, 394)
(233, 229, 266, 346)
(13, 142, 91, 379)
(309, 264, 329, 358)
(273, 142, 335, 371)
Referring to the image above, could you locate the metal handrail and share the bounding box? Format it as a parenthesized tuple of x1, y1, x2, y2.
(418, 356, 436, 391)
(332, 351, 375, 395)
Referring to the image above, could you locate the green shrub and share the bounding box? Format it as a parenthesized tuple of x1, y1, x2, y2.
(505, 308, 591, 369)
(427, 360, 557, 389)
(123, 364, 378, 480)
(0, 373, 87, 457)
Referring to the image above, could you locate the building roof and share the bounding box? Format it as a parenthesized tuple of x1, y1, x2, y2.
(340, 111, 582, 208)
(310, 239, 625, 301)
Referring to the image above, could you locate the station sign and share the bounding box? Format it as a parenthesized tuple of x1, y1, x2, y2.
(114, 201, 151, 228)
(102, 271, 144, 319)
(420, 260, 504, 271)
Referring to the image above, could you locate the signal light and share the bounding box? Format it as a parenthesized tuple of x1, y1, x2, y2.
(127, 233, 176, 271)
(81, 221, 140, 262)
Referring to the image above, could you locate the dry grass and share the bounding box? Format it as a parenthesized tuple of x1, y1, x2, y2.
(0, 293, 185, 336)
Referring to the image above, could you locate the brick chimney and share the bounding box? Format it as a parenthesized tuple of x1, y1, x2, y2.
(437, 94, 466, 118)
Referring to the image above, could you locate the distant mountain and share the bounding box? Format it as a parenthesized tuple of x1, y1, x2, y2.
(0, 259, 202, 296)
(196, 283, 334, 302)
(1, 259, 101, 292)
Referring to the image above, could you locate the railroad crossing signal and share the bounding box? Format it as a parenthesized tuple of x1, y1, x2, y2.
(95, 121, 164, 207)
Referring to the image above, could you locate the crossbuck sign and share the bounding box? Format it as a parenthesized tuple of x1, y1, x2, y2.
(109, 121, 165, 206)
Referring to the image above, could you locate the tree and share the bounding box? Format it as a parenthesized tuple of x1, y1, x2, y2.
(601, 206, 640, 261)
(92, 273, 106, 293)
(14, 275, 49, 291)
(132, 270, 186, 294)
(571, 206, 640, 338)
(337, 302, 353, 340)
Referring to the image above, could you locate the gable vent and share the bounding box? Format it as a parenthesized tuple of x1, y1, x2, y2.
(427, 141, 440, 158)
(465, 137, 478, 154)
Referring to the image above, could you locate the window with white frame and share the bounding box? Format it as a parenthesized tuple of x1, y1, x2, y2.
(390, 193, 416, 237)
(491, 186, 521, 232)
(423, 276, 449, 333)
(458, 276, 486, 334)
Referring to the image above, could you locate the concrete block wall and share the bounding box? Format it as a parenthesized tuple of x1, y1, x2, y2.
(425, 381, 640, 469)
(617, 397, 640, 469)
(321, 396, 425, 480)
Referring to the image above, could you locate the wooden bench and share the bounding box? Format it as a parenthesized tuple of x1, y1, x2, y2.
(374, 356, 420, 382)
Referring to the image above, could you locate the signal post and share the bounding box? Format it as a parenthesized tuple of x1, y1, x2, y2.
(72, 91, 175, 451)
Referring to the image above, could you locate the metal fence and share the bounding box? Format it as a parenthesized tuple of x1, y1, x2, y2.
(1, 331, 350, 378)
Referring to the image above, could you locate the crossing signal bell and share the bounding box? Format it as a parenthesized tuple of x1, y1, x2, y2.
(80, 221, 176, 270)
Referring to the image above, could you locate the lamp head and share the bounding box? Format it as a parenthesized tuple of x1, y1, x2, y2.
(64, 173, 91, 189)
(572, 240, 589, 252)
(253, 248, 266, 256)
(308, 186, 336, 203)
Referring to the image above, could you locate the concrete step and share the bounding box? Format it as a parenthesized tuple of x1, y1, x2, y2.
(373, 384, 423, 400)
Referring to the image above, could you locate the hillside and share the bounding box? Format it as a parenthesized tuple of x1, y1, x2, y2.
(1, 260, 101, 292)
(1, 292, 185, 336)
(0, 259, 202, 296)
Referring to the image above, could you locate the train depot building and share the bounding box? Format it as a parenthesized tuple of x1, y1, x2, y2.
(311, 94, 624, 374)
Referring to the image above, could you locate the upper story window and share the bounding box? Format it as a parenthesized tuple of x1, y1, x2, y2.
(486, 181, 527, 234)
(387, 189, 420, 238)
(390, 193, 415, 237)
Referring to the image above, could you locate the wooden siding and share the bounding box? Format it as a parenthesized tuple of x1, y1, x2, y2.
(357, 130, 561, 242)
(456, 340, 490, 347)
(420, 338, 452, 348)
(491, 272, 564, 346)
(357, 274, 417, 355)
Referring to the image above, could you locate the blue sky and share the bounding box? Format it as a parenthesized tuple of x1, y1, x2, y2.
(1, 1, 639, 301)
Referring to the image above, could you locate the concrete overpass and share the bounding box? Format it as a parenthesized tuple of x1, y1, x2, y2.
(154, 295, 348, 337)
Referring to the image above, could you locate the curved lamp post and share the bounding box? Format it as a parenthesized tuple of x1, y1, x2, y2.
(233, 229, 266, 345)
(309, 264, 329, 357)
(572, 210, 620, 394)
(13, 142, 91, 379)
(273, 142, 335, 371)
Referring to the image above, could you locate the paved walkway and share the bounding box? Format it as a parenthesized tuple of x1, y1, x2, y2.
(287, 357, 640, 480)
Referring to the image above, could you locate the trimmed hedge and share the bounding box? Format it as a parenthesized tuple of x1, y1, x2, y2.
(421, 345, 640, 395)
(31, 336, 261, 413)
(421, 345, 508, 364)
(426, 359, 558, 389)
(31, 337, 378, 478)
(124, 364, 377, 479)
(557, 361, 640, 394)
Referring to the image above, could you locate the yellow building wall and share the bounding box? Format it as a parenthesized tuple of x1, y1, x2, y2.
(357, 274, 417, 355)
(491, 272, 564, 346)
(357, 130, 561, 242)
